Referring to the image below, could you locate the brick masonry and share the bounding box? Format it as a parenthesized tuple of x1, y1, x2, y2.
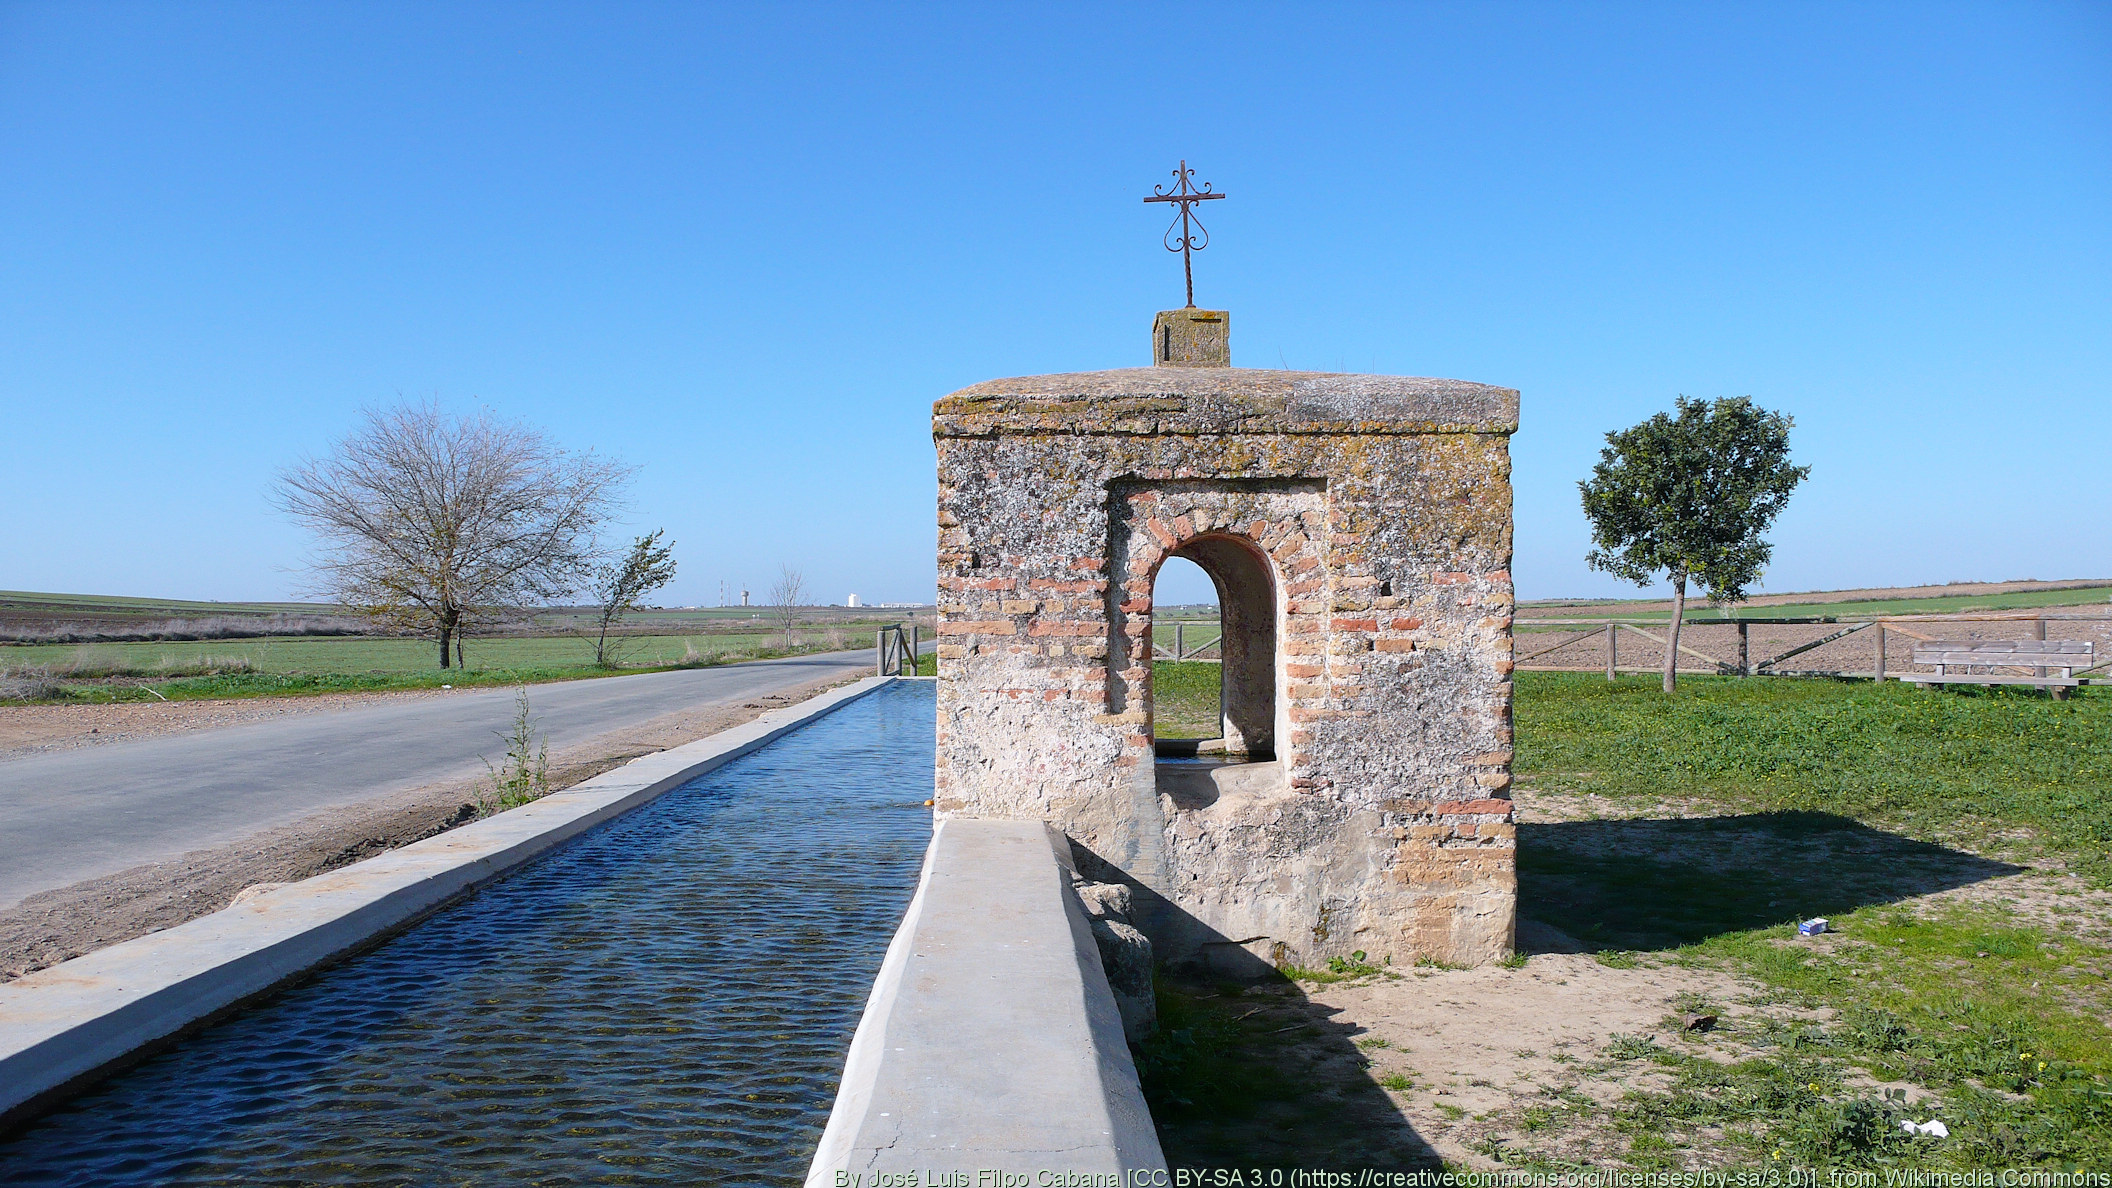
(934, 361, 1520, 968)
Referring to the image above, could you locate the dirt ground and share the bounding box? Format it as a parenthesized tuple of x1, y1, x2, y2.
(0, 670, 859, 982)
(1159, 785, 2112, 1171)
(0, 690, 457, 760)
(1523, 579, 2112, 616)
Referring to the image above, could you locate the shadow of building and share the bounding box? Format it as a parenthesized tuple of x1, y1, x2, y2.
(1516, 811, 2025, 952)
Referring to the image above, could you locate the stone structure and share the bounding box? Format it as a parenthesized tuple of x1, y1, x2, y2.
(1152, 308, 1229, 367)
(933, 314, 1519, 970)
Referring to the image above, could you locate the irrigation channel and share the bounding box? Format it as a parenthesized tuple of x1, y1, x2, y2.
(0, 680, 938, 1187)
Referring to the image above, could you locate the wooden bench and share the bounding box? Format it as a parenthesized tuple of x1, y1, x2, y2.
(1897, 639, 2094, 690)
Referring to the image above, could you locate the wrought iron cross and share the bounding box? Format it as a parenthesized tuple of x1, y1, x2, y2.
(1143, 160, 1225, 308)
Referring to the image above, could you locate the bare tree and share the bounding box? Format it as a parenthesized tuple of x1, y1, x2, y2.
(770, 564, 806, 650)
(587, 530, 678, 668)
(276, 401, 632, 668)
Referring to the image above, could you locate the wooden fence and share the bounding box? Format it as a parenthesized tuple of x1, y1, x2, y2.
(1513, 612, 2112, 682)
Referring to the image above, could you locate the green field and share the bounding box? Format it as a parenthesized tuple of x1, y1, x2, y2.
(0, 629, 868, 703)
(1142, 662, 2112, 1169)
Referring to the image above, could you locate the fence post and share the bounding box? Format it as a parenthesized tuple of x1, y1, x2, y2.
(876, 630, 887, 676)
(1874, 625, 1887, 683)
(1175, 622, 1184, 661)
(1605, 623, 1617, 681)
(1738, 622, 1749, 677)
(2035, 617, 2047, 681)
(910, 624, 920, 672)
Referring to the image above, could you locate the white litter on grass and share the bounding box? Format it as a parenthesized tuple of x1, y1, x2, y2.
(1900, 1119, 1950, 1138)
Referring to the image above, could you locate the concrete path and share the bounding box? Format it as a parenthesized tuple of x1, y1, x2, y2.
(0, 651, 882, 910)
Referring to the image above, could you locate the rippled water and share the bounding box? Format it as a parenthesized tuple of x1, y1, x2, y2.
(1, 681, 936, 1187)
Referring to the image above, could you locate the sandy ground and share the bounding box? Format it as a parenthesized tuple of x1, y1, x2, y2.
(1204, 786, 2112, 1171)
(0, 670, 860, 981)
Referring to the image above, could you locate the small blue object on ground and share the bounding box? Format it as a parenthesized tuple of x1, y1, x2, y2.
(1798, 917, 1829, 937)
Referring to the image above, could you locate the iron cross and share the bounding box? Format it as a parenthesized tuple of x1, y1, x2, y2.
(1143, 160, 1226, 308)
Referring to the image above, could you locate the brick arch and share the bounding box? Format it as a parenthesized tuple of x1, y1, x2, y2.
(1147, 532, 1278, 757)
(1108, 481, 1329, 785)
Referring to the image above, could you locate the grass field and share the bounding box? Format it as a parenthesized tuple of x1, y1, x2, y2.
(1144, 663, 2112, 1169)
(1511, 672, 2112, 1168)
(0, 629, 865, 703)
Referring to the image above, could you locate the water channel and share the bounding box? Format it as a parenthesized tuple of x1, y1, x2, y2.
(0, 680, 936, 1187)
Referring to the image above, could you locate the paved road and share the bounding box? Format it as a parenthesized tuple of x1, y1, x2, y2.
(0, 650, 884, 909)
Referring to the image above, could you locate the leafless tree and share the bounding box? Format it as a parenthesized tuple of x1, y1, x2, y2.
(275, 401, 632, 668)
(770, 564, 806, 650)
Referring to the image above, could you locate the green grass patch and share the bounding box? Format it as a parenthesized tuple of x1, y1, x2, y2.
(1136, 982, 1301, 1123)
(1515, 671, 2112, 881)
(1515, 670, 2112, 1167)
(1138, 978, 1439, 1170)
(0, 634, 850, 703)
(1152, 660, 1222, 740)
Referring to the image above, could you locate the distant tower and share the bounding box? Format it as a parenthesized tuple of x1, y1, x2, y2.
(847, 593, 862, 608)
(741, 588, 750, 607)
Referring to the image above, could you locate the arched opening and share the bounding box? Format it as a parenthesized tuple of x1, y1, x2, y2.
(1150, 534, 1281, 810)
(1147, 555, 1222, 745)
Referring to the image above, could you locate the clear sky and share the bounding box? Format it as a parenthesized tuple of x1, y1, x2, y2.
(3, 2, 2106, 608)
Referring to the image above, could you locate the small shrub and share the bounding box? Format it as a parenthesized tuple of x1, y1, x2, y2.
(1498, 949, 1531, 969)
(1377, 1072, 1413, 1091)
(0, 667, 64, 702)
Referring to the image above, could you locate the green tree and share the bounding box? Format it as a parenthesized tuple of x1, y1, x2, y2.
(586, 530, 678, 668)
(1579, 396, 1810, 692)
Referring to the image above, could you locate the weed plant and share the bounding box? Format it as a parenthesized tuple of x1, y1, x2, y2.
(478, 690, 550, 814)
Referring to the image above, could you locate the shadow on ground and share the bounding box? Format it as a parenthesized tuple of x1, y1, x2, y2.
(1517, 810, 2025, 953)
(1139, 972, 1441, 1172)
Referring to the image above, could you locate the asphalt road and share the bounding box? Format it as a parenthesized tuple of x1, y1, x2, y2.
(0, 650, 883, 910)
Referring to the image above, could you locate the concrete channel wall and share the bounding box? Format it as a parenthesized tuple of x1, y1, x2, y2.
(0, 675, 897, 1130)
(806, 817, 1167, 1185)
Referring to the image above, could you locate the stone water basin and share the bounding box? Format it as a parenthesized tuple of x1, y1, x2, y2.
(0, 681, 936, 1187)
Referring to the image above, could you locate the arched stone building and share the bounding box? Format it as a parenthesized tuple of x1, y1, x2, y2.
(933, 315, 1519, 970)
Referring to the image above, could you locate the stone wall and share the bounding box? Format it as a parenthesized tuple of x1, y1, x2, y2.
(934, 366, 1519, 968)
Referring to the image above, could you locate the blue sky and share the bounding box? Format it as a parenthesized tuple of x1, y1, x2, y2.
(2, 2, 2106, 608)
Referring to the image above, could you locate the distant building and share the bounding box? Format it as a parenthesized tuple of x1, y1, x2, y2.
(741, 589, 750, 606)
(846, 593, 861, 608)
